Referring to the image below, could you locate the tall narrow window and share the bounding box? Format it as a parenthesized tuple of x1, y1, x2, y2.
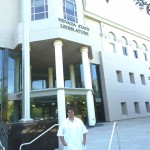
(31, 0, 48, 21)
(121, 36, 128, 56)
(143, 53, 147, 61)
(133, 50, 138, 59)
(140, 74, 146, 85)
(134, 102, 140, 114)
(116, 70, 123, 83)
(121, 102, 128, 115)
(142, 44, 148, 61)
(63, 0, 78, 23)
(108, 32, 116, 53)
(145, 102, 150, 113)
(132, 40, 138, 59)
(129, 72, 135, 84)
(122, 46, 127, 56)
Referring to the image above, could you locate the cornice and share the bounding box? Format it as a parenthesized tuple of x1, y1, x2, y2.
(84, 10, 150, 42)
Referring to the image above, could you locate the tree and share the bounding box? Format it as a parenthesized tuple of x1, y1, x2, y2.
(106, 0, 150, 15)
(134, 0, 150, 15)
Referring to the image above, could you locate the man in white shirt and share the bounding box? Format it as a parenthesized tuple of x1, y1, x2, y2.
(57, 107, 88, 150)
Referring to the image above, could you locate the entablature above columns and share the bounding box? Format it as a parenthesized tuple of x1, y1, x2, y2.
(8, 88, 93, 100)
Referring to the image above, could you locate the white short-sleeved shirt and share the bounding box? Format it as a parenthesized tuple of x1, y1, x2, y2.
(57, 117, 88, 149)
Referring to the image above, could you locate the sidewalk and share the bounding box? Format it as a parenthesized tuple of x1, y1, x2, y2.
(86, 117, 150, 150)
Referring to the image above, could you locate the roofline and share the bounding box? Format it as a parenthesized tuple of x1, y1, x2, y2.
(84, 10, 150, 42)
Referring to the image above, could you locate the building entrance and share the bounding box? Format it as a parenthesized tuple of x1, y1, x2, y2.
(30, 98, 58, 121)
(91, 64, 105, 123)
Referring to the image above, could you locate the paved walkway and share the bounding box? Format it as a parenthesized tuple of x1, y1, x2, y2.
(57, 117, 150, 150)
(86, 117, 150, 150)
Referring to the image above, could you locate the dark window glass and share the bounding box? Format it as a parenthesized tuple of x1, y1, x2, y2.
(8, 56, 15, 93)
(64, 14, 67, 19)
(31, 0, 34, 5)
(67, 15, 75, 22)
(32, 80, 46, 90)
(31, 0, 48, 21)
(122, 46, 127, 56)
(31, 7, 34, 14)
(46, 12, 48, 18)
(45, 5, 48, 11)
(35, 6, 44, 13)
(0, 50, 2, 70)
(63, 0, 65, 5)
(35, 13, 45, 20)
(133, 50, 138, 59)
(35, 0, 44, 8)
(63, 0, 78, 23)
(66, 1, 74, 15)
(143, 53, 147, 61)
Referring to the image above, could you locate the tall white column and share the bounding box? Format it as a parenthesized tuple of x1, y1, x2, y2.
(69, 65, 76, 88)
(48, 68, 54, 88)
(20, 0, 32, 121)
(80, 47, 96, 126)
(53, 40, 66, 124)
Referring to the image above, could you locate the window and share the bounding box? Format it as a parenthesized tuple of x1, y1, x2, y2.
(140, 74, 146, 85)
(121, 36, 128, 56)
(143, 53, 147, 61)
(121, 102, 128, 115)
(132, 40, 138, 59)
(142, 44, 148, 61)
(31, 0, 48, 21)
(32, 80, 46, 90)
(134, 102, 140, 114)
(145, 102, 150, 113)
(116, 70, 123, 83)
(133, 50, 138, 59)
(108, 32, 116, 53)
(122, 46, 127, 56)
(63, 0, 78, 23)
(129, 72, 135, 84)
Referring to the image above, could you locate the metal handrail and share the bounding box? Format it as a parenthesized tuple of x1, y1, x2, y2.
(108, 122, 121, 150)
(0, 141, 5, 150)
(19, 123, 59, 150)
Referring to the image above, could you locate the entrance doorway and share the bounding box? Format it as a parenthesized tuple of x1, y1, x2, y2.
(91, 64, 105, 123)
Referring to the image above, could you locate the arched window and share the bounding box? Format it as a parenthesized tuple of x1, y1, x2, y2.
(63, 0, 78, 23)
(132, 40, 138, 59)
(121, 36, 128, 56)
(141, 44, 148, 51)
(109, 32, 116, 41)
(141, 44, 148, 61)
(108, 32, 116, 53)
(132, 40, 138, 49)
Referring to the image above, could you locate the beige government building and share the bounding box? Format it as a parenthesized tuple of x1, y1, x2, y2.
(0, 0, 150, 130)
